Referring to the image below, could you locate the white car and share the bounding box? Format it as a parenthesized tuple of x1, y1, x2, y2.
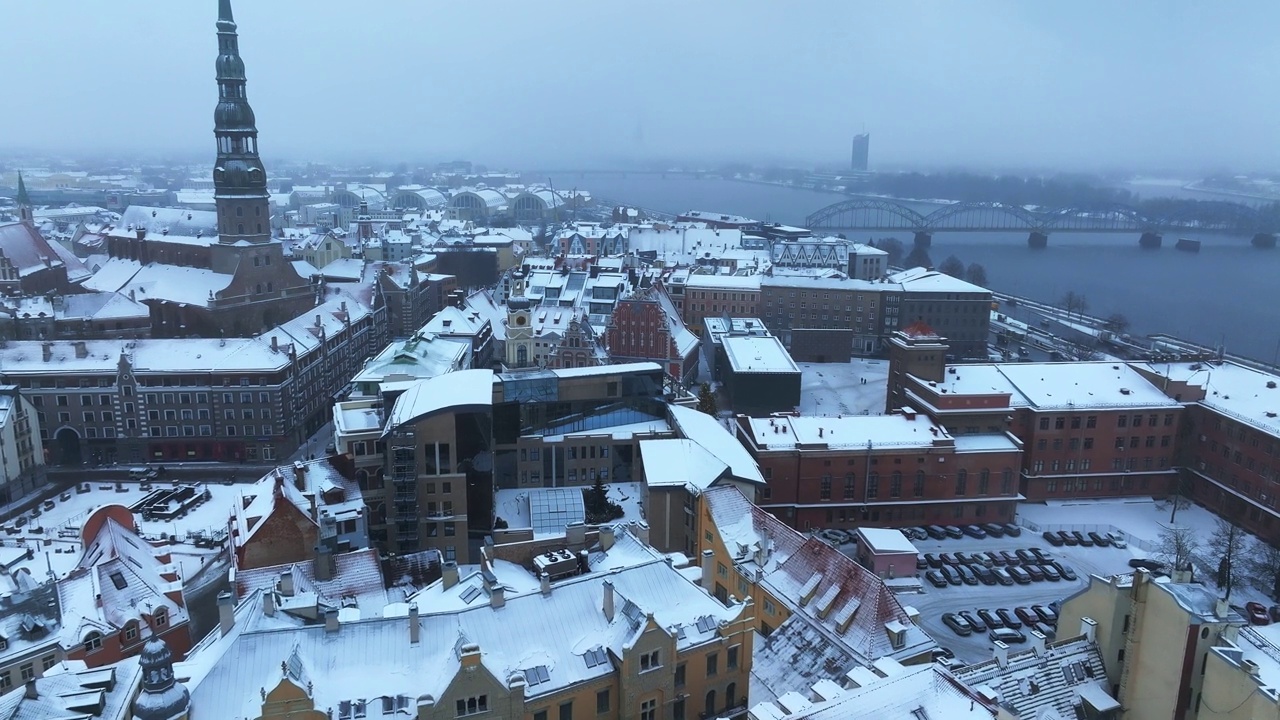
(1107, 532, 1128, 548)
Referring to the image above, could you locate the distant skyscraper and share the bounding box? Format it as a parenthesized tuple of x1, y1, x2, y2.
(851, 133, 870, 172)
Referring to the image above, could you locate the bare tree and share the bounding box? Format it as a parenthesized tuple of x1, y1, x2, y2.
(1245, 539, 1280, 601)
(1103, 313, 1130, 335)
(1156, 524, 1201, 580)
(1060, 291, 1090, 322)
(903, 246, 933, 270)
(1207, 518, 1247, 598)
(938, 255, 965, 278)
(965, 262, 989, 287)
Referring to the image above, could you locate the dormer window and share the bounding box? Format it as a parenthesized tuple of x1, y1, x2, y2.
(83, 632, 103, 653)
(124, 623, 138, 641)
(154, 607, 168, 627)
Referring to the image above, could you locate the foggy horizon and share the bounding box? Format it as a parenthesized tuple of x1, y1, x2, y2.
(3, 1, 1278, 175)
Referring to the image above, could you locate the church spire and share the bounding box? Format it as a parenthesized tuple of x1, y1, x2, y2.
(15, 171, 32, 225)
(212, 0, 270, 245)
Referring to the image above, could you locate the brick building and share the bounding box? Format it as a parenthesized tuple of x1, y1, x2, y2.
(605, 285, 699, 384)
(675, 274, 761, 338)
(736, 412, 1022, 531)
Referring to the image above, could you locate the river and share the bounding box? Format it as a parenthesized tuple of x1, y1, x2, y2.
(547, 173, 1280, 363)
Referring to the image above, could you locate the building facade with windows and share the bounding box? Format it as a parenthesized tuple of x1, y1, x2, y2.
(0, 384, 45, 505)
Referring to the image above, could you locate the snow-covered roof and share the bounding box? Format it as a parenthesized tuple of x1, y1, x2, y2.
(0, 221, 66, 276)
(784, 663, 992, 720)
(110, 206, 217, 239)
(723, 335, 799, 374)
(0, 656, 143, 720)
(0, 582, 61, 674)
(352, 331, 470, 390)
(640, 438, 729, 492)
(234, 548, 389, 621)
(952, 634, 1112, 720)
(683, 273, 763, 290)
(120, 263, 233, 307)
(890, 266, 989, 294)
(387, 368, 495, 429)
(182, 548, 747, 718)
(951, 434, 1022, 453)
(669, 404, 765, 484)
(1134, 360, 1280, 436)
(856, 528, 916, 554)
(0, 336, 291, 375)
(745, 414, 952, 451)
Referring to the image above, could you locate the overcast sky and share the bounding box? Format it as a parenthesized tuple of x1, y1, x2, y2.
(2, 1, 1277, 173)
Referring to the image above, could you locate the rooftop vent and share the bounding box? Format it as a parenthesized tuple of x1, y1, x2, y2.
(1119, 388, 1132, 395)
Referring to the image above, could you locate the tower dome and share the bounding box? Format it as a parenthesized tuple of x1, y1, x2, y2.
(132, 635, 191, 720)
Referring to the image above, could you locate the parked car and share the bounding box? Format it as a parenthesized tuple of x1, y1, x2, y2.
(959, 611, 987, 632)
(917, 554, 929, 571)
(991, 567, 1014, 586)
(926, 525, 949, 540)
(1246, 602, 1271, 625)
(1000, 550, 1021, 566)
(1024, 564, 1046, 582)
(1016, 549, 1038, 564)
(944, 526, 965, 539)
(1088, 531, 1111, 547)
(996, 608, 1022, 629)
(1057, 530, 1079, 546)
(1002, 523, 1022, 537)
(1030, 547, 1054, 563)
(1007, 566, 1032, 584)
(982, 523, 1006, 538)
(956, 565, 979, 585)
(819, 529, 849, 545)
(1033, 604, 1058, 625)
(953, 552, 973, 565)
(963, 525, 988, 539)
(1107, 532, 1128, 548)
(1071, 530, 1093, 547)
(972, 564, 997, 585)
(1052, 561, 1078, 581)
(985, 551, 1006, 566)
(941, 566, 962, 585)
(942, 612, 973, 636)
(925, 553, 944, 569)
(907, 527, 930, 541)
(940, 553, 960, 566)
(978, 609, 1004, 629)
(926, 570, 949, 588)
(1040, 564, 1061, 582)
(1035, 622, 1057, 640)
(1043, 530, 1064, 546)
(932, 647, 956, 662)
(1015, 607, 1040, 625)
(1128, 558, 1166, 572)
(989, 627, 1027, 644)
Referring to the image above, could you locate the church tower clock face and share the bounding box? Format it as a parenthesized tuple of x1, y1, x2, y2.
(515, 316, 527, 326)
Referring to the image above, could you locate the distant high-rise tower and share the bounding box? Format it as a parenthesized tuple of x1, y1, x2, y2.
(851, 133, 870, 172)
(213, 0, 270, 245)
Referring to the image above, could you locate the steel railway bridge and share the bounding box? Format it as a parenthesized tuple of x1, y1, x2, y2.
(805, 198, 1277, 248)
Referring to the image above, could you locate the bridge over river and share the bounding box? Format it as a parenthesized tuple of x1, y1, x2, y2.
(805, 198, 1278, 248)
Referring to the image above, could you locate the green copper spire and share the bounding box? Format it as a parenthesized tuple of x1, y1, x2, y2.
(15, 171, 29, 206)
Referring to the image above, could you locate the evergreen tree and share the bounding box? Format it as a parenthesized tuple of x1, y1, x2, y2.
(938, 255, 965, 278)
(697, 382, 718, 416)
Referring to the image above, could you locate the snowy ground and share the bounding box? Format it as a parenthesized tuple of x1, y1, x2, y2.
(1016, 497, 1226, 555)
(493, 482, 646, 538)
(0, 481, 242, 584)
(798, 359, 889, 417)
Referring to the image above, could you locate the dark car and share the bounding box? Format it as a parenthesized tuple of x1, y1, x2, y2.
(1040, 564, 1061, 582)
(1016, 549, 1038, 564)
(959, 611, 987, 632)
(917, 554, 929, 570)
(996, 608, 1023, 629)
(1015, 607, 1040, 625)
(1246, 602, 1271, 625)
(1030, 547, 1054, 563)
(1007, 566, 1032, 584)
(1033, 604, 1058, 625)
(1270, 606, 1280, 623)
(1035, 622, 1057, 640)
(1088, 531, 1111, 547)
(978, 609, 1004, 629)
(1024, 564, 1046, 582)
(926, 525, 949, 540)
(1043, 530, 1064, 546)
(944, 526, 965, 539)
(985, 551, 1006, 566)
(956, 565, 979, 585)
(1003, 523, 1023, 537)
(1072, 530, 1094, 547)
(926, 570, 949, 588)
(953, 552, 973, 565)
(982, 523, 1006, 538)
(1000, 550, 1021, 566)
(963, 525, 988, 539)
(989, 627, 1027, 644)
(1052, 561, 1078, 581)
(992, 567, 1014, 586)
(1057, 530, 1079, 546)
(972, 564, 997, 585)
(942, 612, 973, 636)
(932, 647, 956, 662)
(940, 553, 960, 566)
(941, 565, 963, 585)
(925, 553, 944, 568)
(1128, 558, 1166, 572)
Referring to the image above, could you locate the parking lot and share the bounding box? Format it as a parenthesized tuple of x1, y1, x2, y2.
(904, 528, 1143, 664)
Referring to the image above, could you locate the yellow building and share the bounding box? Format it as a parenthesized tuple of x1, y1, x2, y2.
(1199, 637, 1280, 719)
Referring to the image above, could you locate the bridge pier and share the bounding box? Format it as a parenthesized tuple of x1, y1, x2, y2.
(913, 232, 932, 248)
(1139, 232, 1163, 249)
(1027, 231, 1048, 249)
(1253, 233, 1277, 249)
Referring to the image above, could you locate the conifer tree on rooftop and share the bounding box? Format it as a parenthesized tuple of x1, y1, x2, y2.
(697, 382, 718, 416)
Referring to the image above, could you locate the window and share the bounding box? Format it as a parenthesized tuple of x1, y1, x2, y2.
(559, 701, 573, 720)
(820, 475, 831, 500)
(1038, 417, 1049, 430)
(955, 469, 967, 496)
(124, 623, 138, 641)
(706, 652, 719, 676)
(596, 689, 610, 714)
(705, 691, 717, 717)
(41, 655, 56, 671)
(978, 469, 990, 495)
(154, 607, 168, 627)
(640, 698, 657, 720)
(728, 644, 740, 669)
(83, 632, 103, 653)
(866, 472, 878, 499)
(674, 697, 685, 720)
(1118, 415, 1127, 428)
(640, 650, 660, 671)
(456, 695, 489, 717)
(914, 471, 925, 498)
(843, 474, 856, 499)
(675, 663, 686, 687)
(1086, 415, 1097, 428)
(0, 672, 9, 691)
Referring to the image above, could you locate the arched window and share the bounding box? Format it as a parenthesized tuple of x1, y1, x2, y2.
(726, 683, 737, 710)
(236, 206, 243, 217)
(979, 468, 991, 495)
(890, 471, 902, 498)
(237, 223, 244, 234)
(517, 345, 528, 366)
(83, 632, 103, 653)
(1001, 468, 1014, 494)
(956, 469, 968, 495)
(154, 607, 168, 627)
(705, 690, 716, 717)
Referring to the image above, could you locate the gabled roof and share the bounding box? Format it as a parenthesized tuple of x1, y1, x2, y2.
(640, 438, 729, 492)
(951, 635, 1112, 719)
(0, 222, 66, 277)
(669, 404, 765, 484)
(782, 663, 993, 720)
(0, 656, 144, 720)
(234, 548, 389, 620)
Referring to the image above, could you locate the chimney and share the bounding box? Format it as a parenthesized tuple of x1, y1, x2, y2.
(602, 580, 615, 621)
(323, 606, 339, 633)
(442, 561, 459, 589)
(700, 549, 716, 593)
(73, 341, 88, 359)
(314, 544, 334, 581)
(489, 583, 505, 609)
(566, 522, 587, 548)
(23, 679, 37, 700)
(635, 520, 650, 546)
(271, 335, 279, 352)
(1080, 616, 1098, 643)
(600, 525, 615, 551)
(1243, 659, 1261, 677)
(217, 590, 235, 636)
(279, 568, 295, 596)
(263, 590, 275, 617)
(293, 461, 307, 490)
(136, 228, 145, 241)
(1215, 598, 1230, 620)
(540, 573, 551, 595)
(41, 342, 52, 362)
(1029, 629, 1046, 656)
(460, 643, 482, 669)
(994, 640, 1009, 669)
(409, 602, 420, 644)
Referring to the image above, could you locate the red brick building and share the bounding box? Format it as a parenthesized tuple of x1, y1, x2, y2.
(605, 284, 699, 384)
(676, 274, 762, 337)
(736, 412, 1022, 531)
